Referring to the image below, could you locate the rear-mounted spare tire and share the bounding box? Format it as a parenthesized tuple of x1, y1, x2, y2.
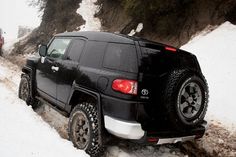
(162, 69, 209, 130)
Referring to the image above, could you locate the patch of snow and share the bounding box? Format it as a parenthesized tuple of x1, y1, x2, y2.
(0, 58, 88, 157)
(136, 23, 144, 33)
(128, 30, 136, 36)
(128, 23, 144, 36)
(76, 0, 101, 31)
(181, 21, 236, 128)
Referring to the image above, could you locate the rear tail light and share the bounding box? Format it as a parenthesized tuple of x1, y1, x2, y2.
(112, 79, 138, 95)
(165, 46, 177, 52)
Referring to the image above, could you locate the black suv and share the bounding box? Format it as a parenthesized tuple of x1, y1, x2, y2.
(19, 31, 208, 156)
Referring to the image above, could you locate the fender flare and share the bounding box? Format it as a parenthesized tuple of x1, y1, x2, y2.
(66, 84, 104, 136)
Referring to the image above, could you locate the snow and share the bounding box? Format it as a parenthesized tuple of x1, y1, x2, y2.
(76, 0, 101, 31)
(0, 58, 88, 157)
(181, 22, 236, 128)
(136, 23, 144, 33)
(128, 23, 143, 36)
(0, 0, 40, 39)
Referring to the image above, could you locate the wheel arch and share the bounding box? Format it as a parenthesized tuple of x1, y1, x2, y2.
(66, 85, 102, 120)
(66, 85, 104, 138)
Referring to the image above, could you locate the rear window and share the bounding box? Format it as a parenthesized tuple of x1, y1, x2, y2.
(140, 46, 176, 74)
(67, 39, 85, 61)
(103, 43, 138, 73)
(80, 41, 106, 68)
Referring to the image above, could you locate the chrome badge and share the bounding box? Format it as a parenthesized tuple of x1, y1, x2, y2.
(141, 89, 149, 96)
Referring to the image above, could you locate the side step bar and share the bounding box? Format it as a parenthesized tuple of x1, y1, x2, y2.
(36, 96, 69, 117)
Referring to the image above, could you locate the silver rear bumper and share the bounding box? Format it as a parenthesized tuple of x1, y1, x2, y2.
(104, 115, 145, 139)
(104, 115, 207, 144)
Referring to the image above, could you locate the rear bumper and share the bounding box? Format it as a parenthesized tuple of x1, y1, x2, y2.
(104, 115, 145, 139)
(104, 114, 207, 144)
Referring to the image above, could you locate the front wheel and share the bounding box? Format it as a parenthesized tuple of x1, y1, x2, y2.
(68, 102, 103, 157)
(18, 74, 39, 108)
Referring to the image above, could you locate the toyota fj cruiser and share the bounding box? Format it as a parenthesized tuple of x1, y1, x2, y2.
(19, 31, 208, 156)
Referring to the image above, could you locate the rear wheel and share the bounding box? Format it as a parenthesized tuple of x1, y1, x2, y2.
(69, 102, 103, 157)
(162, 69, 208, 129)
(18, 74, 39, 108)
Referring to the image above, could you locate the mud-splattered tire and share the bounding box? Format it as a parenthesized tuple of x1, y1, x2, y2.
(162, 69, 209, 130)
(18, 74, 39, 108)
(69, 102, 103, 157)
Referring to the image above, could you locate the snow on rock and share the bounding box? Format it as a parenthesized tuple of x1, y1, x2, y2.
(136, 23, 144, 33)
(128, 23, 143, 36)
(76, 0, 101, 31)
(0, 58, 88, 157)
(181, 21, 236, 128)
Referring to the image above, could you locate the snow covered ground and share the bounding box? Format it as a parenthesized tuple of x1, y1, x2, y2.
(182, 22, 236, 130)
(0, 58, 88, 157)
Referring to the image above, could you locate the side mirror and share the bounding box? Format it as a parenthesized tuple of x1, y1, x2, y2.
(39, 44, 47, 57)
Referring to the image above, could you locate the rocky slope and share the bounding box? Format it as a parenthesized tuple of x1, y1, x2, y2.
(9, 0, 236, 56)
(97, 0, 236, 46)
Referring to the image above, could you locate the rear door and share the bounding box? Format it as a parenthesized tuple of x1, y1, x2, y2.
(36, 37, 71, 105)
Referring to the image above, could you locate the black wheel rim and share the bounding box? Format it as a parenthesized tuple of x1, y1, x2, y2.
(74, 111, 90, 149)
(178, 81, 203, 119)
(20, 80, 29, 101)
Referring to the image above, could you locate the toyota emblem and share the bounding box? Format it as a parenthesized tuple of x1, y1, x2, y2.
(141, 89, 149, 95)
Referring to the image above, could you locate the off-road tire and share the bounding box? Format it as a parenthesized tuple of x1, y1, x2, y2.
(162, 69, 209, 130)
(18, 74, 39, 108)
(69, 102, 103, 157)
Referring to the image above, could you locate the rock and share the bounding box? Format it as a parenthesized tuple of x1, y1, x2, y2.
(218, 139, 224, 144)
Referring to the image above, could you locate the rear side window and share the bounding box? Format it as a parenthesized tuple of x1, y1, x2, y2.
(67, 39, 85, 61)
(103, 43, 138, 73)
(80, 41, 107, 68)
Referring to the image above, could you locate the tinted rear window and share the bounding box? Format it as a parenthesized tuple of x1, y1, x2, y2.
(103, 43, 138, 73)
(80, 41, 106, 68)
(67, 39, 85, 61)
